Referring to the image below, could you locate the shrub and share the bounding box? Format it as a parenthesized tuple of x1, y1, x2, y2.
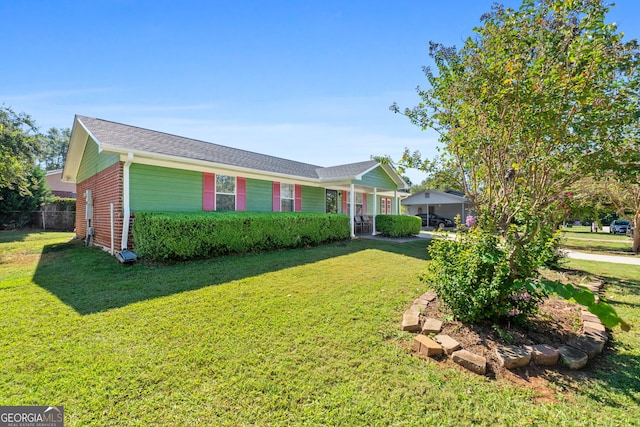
(423, 228, 548, 324)
(132, 211, 350, 261)
(375, 215, 421, 237)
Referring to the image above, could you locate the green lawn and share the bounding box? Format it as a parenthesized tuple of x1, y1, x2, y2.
(561, 225, 635, 254)
(1, 230, 638, 426)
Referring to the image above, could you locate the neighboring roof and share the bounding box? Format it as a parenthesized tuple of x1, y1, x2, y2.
(63, 115, 407, 190)
(45, 169, 76, 193)
(402, 190, 469, 205)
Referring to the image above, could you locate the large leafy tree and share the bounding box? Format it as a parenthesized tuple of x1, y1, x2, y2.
(393, 0, 638, 236)
(40, 127, 71, 171)
(392, 0, 638, 326)
(0, 106, 41, 196)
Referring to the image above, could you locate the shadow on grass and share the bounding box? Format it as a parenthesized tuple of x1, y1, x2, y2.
(33, 237, 430, 315)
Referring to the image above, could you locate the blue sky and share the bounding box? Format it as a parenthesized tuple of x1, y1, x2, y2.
(2, 1, 639, 184)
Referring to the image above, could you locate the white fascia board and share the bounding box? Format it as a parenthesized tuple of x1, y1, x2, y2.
(107, 147, 322, 186)
(62, 117, 89, 183)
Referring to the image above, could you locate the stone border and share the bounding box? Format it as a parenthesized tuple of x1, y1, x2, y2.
(402, 282, 608, 375)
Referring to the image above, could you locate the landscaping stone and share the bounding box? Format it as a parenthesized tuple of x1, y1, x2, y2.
(412, 298, 429, 310)
(451, 350, 487, 375)
(583, 320, 606, 335)
(434, 334, 461, 355)
(585, 330, 609, 344)
(583, 282, 601, 293)
(559, 345, 589, 369)
(525, 344, 560, 366)
(421, 291, 437, 302)
(421, 318, 443, 334)
(413, 335, 443, 357)
(402, 308, 421, 332)
(581, 311, 601, 324)
(496, 345, 532, 369)
(567, 335, 604, 358)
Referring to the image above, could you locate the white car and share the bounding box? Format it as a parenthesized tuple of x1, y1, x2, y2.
(609, 219, 630, 235)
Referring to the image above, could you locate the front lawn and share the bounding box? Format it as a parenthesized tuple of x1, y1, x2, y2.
(1, 230, 638, 426)
(560, 225, 635, 254)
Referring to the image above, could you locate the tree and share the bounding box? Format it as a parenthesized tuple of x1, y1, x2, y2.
(393, 0, 638, 234)
(0, 106, 41, 196)
(40, 127, 71, 171)
(393, 0, 638, 326)
(0, 166, 51, 228)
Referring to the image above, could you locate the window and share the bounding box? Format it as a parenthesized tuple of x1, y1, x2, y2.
(280, 183, 294, 212)
(216, 174, 236, 211)
(325, 190, 338, 214)
(347, 192, 364, 216)
(381, 197, 392, 214)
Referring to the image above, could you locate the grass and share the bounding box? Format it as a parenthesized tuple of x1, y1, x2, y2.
(560, 226, 635, 254)
(1, 229, 639, 426)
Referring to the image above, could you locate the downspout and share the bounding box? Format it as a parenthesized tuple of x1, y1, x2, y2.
(393, 190, 398, 215)
(121, 153, 133, 250)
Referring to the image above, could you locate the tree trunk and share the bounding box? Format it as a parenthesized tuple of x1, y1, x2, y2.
(633, 211, 640, 254)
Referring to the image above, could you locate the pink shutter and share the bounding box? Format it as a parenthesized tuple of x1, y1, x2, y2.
(294, 184, 302, 212)
(272, 182, 281, 211)
(203, 173, 215, 211)
(237, 177, 246, 211)
(342, 191, 348, 214)
(362, 192, 367, 214)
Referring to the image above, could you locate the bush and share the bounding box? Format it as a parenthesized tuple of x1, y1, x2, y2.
(375, 215, 421, 237)
(423, 228, 549, 324)
(132, 211, 350, 261)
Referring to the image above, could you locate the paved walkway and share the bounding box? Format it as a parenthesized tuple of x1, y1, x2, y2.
(562, 250, 640, 266)
(358, 232, 640, 266)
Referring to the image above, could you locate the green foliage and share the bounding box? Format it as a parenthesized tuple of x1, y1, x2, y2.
(50, 197, 77, 211)
(395, 0, 638, 327)
(132, 211, 350, 261)
(536, 280, 630, 331)
(0, 106, 41, 195)
(0, 166, 52, 228)
(39, 127, 71, 171)
(375, 214, 421, 237)
(424, 228, 548, 324)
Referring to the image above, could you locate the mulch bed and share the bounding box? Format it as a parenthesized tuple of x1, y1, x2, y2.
(414, 269, 612, 399)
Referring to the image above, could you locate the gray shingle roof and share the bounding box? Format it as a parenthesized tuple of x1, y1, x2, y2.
(77, 115, 331, 179)
(316, 160, 378, 180)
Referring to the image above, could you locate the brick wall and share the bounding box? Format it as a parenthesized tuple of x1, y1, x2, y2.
(76, 162, 126, 251)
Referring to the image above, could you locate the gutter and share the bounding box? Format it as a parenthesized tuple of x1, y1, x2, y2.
(121, 152, 133, 250)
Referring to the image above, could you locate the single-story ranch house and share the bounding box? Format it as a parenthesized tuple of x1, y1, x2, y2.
(62, 115, 408, 253)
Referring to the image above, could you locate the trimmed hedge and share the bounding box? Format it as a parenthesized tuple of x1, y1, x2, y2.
(132, 211, 350, 261)
(375, 215, 421, 237)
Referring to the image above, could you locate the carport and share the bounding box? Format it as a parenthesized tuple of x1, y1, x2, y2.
(401, 190, 472, 224)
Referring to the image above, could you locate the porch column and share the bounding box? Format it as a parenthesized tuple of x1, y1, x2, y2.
(461, 202, 465, 223)
(349, 183, 355, 237)
(393, 190, 398, 215)
(372, 187, 377, 235)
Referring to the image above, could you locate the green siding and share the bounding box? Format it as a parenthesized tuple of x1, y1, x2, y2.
(246, 178, 273, 211)
(366, 193, 374, 215)
(355, 166, 397, 190)
(76, 137, 120, 183)
(130, 164, 202, 211)
(301, 186, 325, 213)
